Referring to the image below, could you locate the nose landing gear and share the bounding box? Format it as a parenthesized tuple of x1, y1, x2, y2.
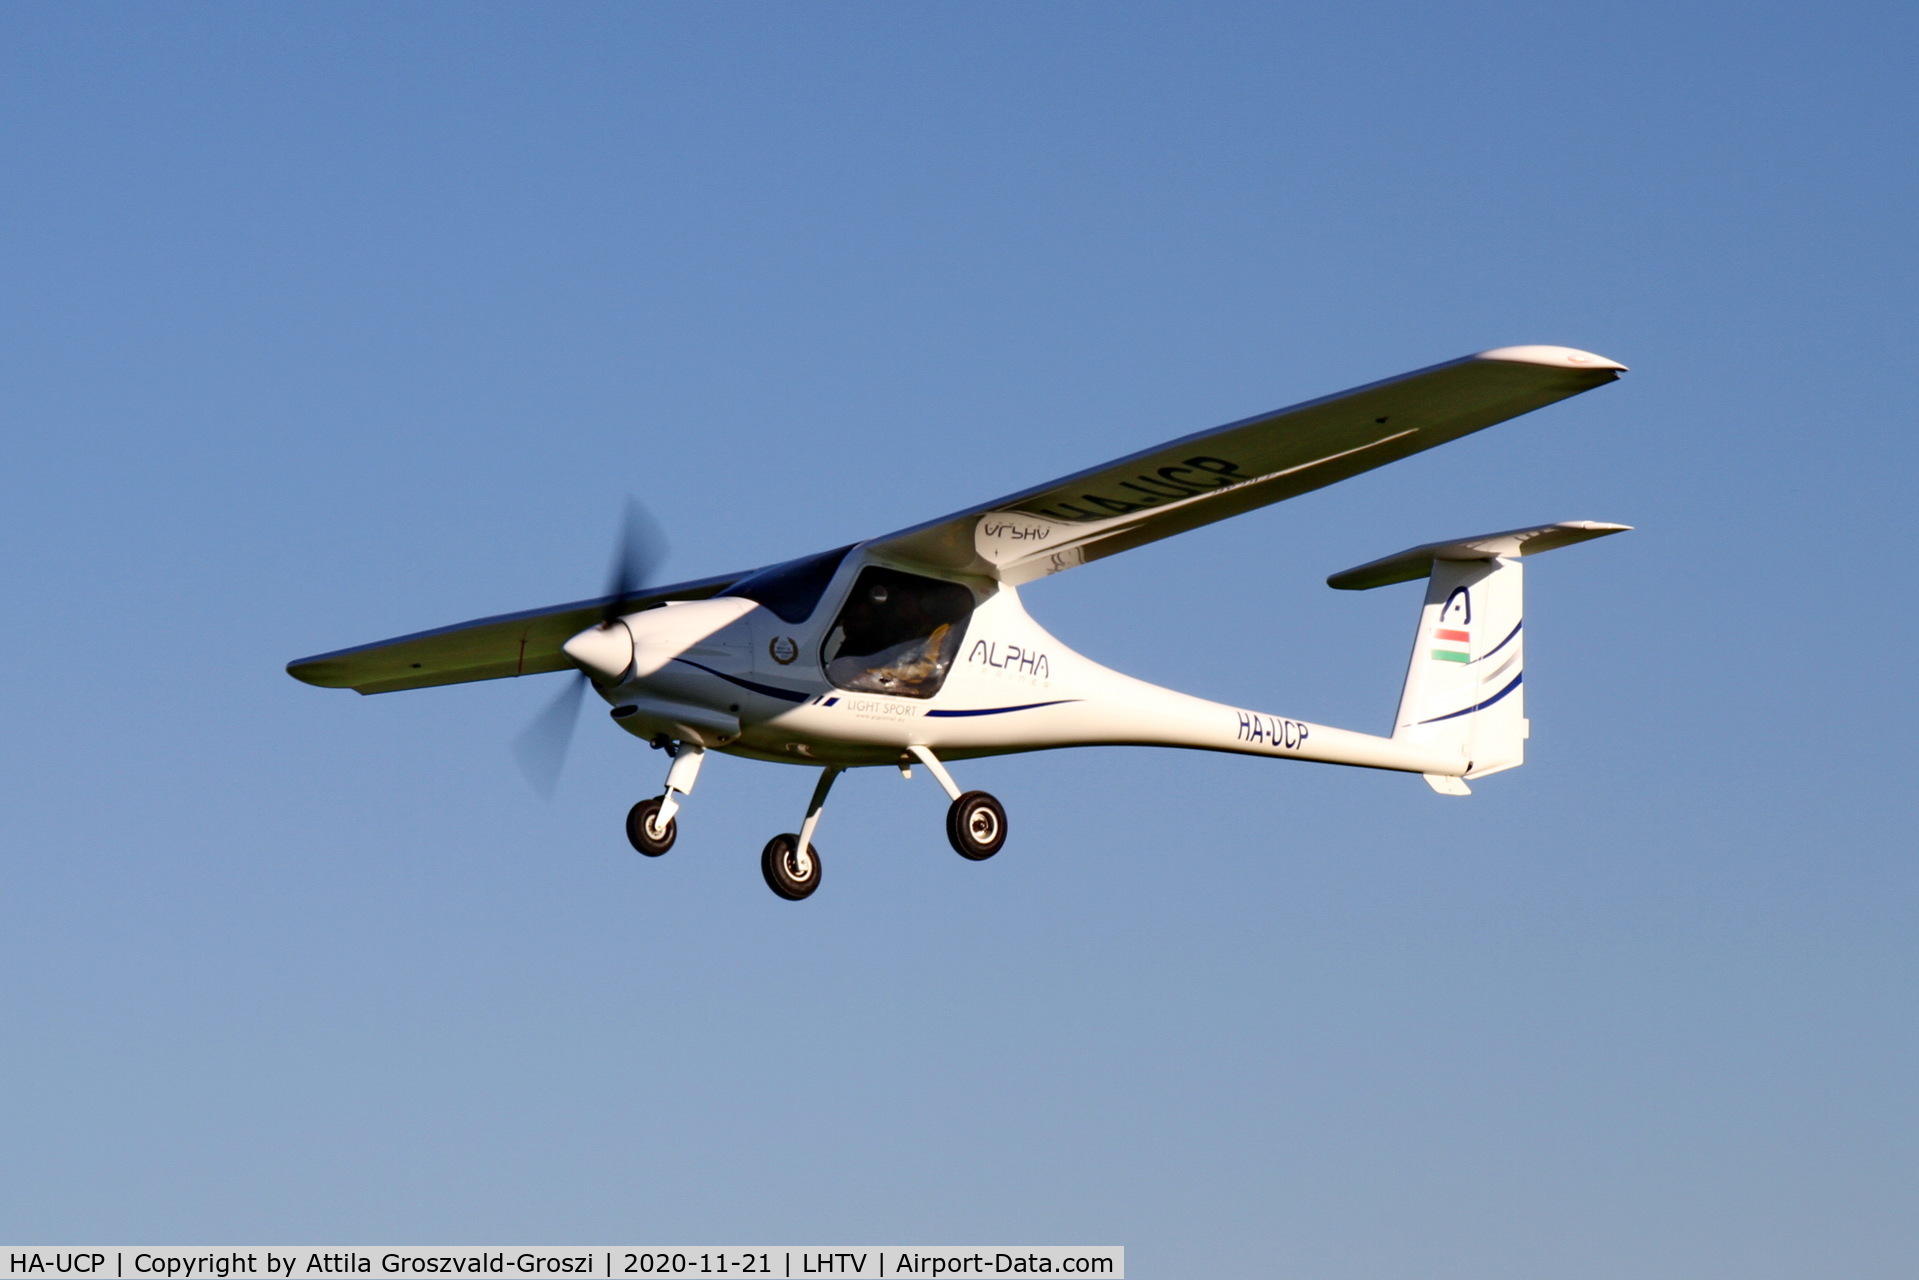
(625, 796, 677, 856)
(626, 741, 704, 857)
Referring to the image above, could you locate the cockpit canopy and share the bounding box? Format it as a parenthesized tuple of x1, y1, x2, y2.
(821, 565, 974, 699)
(726, 545, 854, 624)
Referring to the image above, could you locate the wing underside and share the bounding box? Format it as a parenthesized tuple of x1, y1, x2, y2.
(866, 346, 1624, 583)
(286, 571, 743, 694)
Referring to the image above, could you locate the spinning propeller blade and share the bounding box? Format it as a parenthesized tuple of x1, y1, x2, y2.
(603, 496, 666, 624)
(512, 498, 668, 797)
(512, 673, 588, 799)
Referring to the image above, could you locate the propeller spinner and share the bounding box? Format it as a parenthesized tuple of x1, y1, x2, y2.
(510, 498, 665, 798)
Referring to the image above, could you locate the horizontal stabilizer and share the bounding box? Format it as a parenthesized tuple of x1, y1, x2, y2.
(1327, 521, 1631, 591)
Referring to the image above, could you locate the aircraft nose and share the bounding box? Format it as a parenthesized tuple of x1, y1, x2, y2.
(562, 622, 634, 682)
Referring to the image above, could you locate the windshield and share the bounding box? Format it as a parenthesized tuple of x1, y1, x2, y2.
(821, 566, 974, 699)
(726, 545, 854, 624)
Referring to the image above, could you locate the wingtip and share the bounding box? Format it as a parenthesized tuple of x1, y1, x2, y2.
(1475, 345, 1627, 373)
(286, 656, 348, 689)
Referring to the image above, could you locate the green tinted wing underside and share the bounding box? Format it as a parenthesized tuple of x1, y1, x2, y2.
(867, 348, 1624, 584)
(287, 571, 743, 694)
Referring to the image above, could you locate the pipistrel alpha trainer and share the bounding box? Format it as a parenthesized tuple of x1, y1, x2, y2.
(290, 346, 1629, 899)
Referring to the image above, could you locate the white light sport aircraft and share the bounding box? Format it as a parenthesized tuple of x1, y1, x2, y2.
(290, 345, 1629, 900)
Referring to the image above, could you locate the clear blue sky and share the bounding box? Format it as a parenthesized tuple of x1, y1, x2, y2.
(1, 3, 1913, 1274)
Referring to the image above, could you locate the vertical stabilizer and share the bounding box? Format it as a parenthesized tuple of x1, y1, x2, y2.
(1393, 557, 1528, 781)
(1328, 520, 1630, 796)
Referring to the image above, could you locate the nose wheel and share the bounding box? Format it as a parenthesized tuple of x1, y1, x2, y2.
(761, 833, 822, 899)
(946, 790, 1007, 860)
(625, 743, 705, 857)
(626, 796, 677, 856)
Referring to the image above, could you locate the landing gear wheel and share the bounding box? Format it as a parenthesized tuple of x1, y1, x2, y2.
(946, 790, 1007, 861)
(626, 796, 677, 857)
(761, 833, 822, 900)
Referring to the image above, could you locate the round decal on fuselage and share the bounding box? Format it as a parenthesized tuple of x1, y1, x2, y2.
(769, 635, 799, 665)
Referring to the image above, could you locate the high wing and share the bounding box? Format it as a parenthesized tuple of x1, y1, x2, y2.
(289, 345, 1622, 696)
(867, 346, 1625, 583)
(287, 571, 744, 694)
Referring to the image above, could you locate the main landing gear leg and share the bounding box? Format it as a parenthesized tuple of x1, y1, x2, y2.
(762, 765, 840, 900)
(909, 745, 1008, 861)
(627, 742, 705, 857)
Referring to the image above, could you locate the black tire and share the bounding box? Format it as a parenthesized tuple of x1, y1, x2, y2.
(760, 833, 822, 899)
(946, 790, 1007, 860)
(626, 796, 677, 857)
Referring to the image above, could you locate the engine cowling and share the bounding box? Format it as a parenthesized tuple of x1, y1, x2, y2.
(560, 621, 634, 683)
(560, 596, 759, 684)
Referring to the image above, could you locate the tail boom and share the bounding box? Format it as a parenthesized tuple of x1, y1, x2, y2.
(914, 669, 1470, 776)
